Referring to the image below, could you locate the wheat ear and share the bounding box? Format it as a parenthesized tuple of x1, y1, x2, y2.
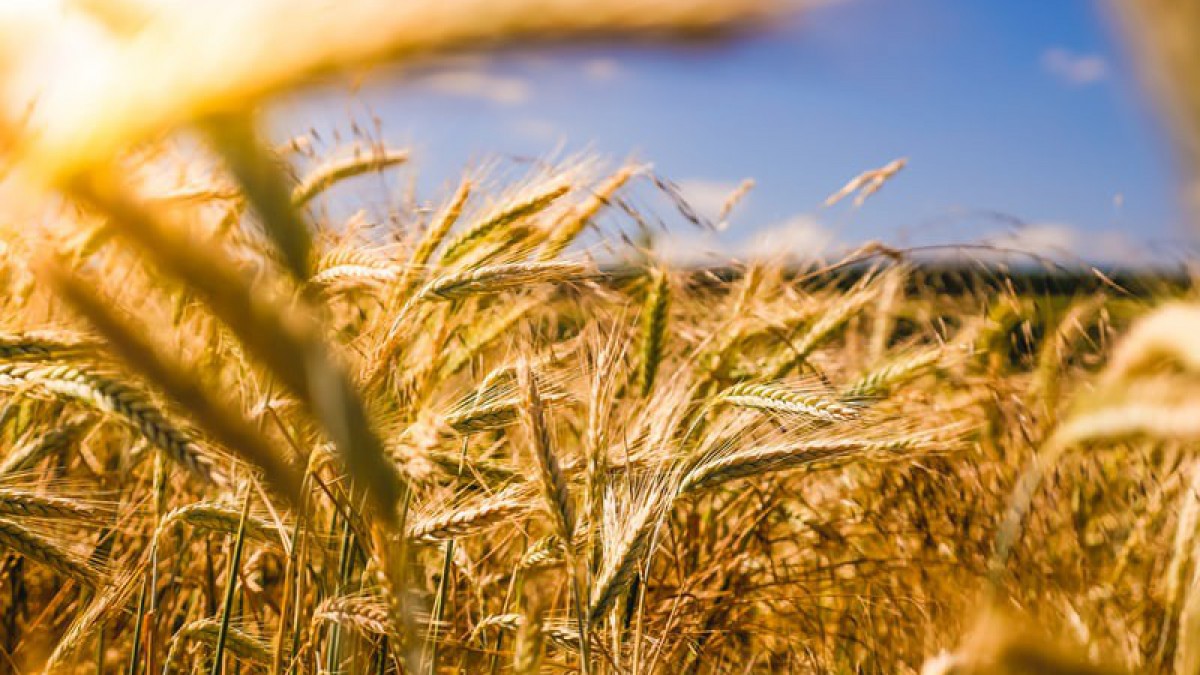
(520, 535, 567, 570)
(440, 181, 571, 265)
(517, 362, 593, 671)
(843, 347, 941, 399)
(310, 262, 400, 289)
(419, 261, 590, 301)
(165, 618, 272, 671)
(518, 364, 576, 541)
(0, 489, 100, 521)
(291, 146, 409, 207)
(539, 164, 640, 260)
(637, 267, 670, 396)
(0, 417, 93, 476)
(718, 382, 860, 422)
(156, 501, 283, 546)
(445, 388, 569, 435)
(0, 517, 100, 587)
(0, 331, 92, 363)
(0, 362, 224, 487)
(588, 483, 669, 626)
(766, 276, 879, 379)
(409, 490, 527, 542)
(392, 177, 473, 303)
(313, 595, 395, 637)
(474, 613, 590, 653)
(49, 264, 305, 501)
(677, 436, 934, 495)
(42, 564, 143, 671)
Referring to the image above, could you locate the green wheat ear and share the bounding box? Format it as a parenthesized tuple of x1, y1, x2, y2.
(637, 267, 670, 396)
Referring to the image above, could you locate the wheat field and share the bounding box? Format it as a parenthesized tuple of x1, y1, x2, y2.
(0, 1, 1197, 674)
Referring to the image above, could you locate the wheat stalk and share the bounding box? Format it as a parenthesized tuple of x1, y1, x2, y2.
(165, 618, 272, 671)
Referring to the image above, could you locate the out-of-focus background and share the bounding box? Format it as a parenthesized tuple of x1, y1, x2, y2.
(269, 0, 1188, 267)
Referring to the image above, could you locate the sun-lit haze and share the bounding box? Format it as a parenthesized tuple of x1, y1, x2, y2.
(1, 0, 1188, 267)
(269, 0, 1190, 268)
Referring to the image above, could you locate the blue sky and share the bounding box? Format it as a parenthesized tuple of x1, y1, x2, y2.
(270, 0, 1190, 267)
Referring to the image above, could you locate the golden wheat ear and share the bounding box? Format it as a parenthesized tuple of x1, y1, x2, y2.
(41, 562, 145, 672)
(67, 170, 406, 525)
(0, 517, 101, 587)
(717, 380, 861, 422)
(45, 260, 304, 504)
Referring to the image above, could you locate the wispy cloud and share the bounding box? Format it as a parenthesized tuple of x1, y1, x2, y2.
(741, 215, 837, 261)
(987, 222, 1078, 253)
(674, 178, 742, 223)
(655, 214, 840, 266)
(582, 57, 621, 82)
(980, 222, 1160, 266)
(511, 117, 561, 143)
(652, 218, 1167, 268)
(654, 230, 728, 267)
(417, 69, 530, 106)
(1041, 47, 1108, 86)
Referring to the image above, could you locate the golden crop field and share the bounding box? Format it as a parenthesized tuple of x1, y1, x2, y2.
(0, 1, 1198, 673)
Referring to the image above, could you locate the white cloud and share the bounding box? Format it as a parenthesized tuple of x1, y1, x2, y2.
(656, 218, 1168, 269)
(741, 215, 837, 261)
(1041, 47, 1108, 86)
(655, 214, 839, 266)
(654, 217, 1173, 268)
(987, 222, 1078, 253)
(582, 57, 620, 82)
(981, 222, 1158, 266)
(674, 178, 741, 223)
(1086, 230, 1144, 264)
(417, 69, 530, 106)
(654, 231, 727, 267)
